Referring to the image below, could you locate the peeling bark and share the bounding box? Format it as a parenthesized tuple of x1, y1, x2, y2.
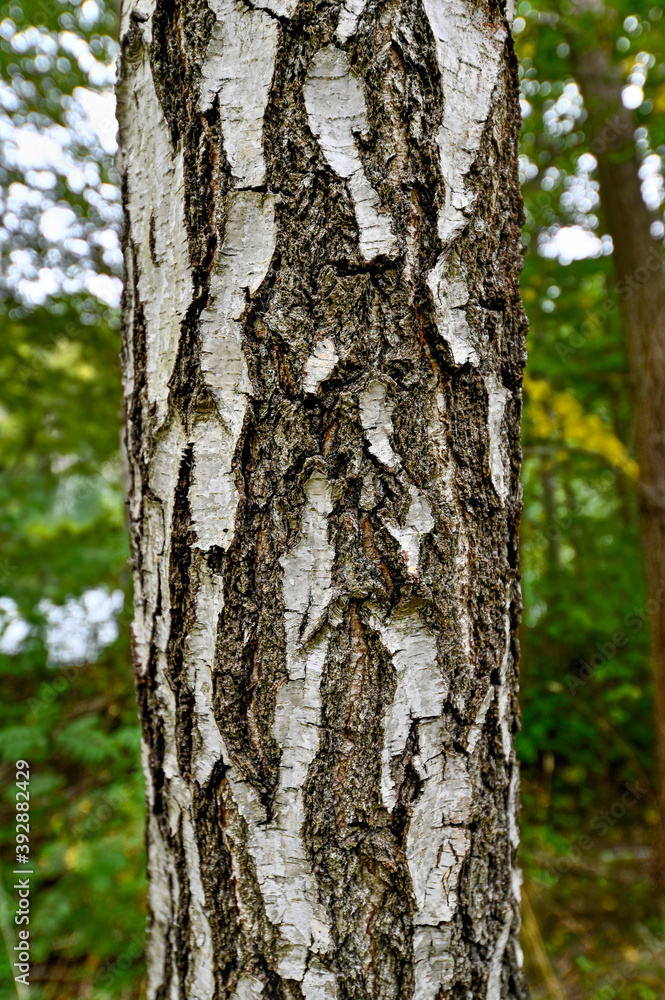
(116, 0, 528, 996)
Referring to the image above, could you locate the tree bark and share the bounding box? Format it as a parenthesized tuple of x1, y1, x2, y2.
(116, 0, 528, 997)
(573, 44, 665, 878)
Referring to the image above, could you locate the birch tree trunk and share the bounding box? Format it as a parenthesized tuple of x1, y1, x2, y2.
(115, 0, 528, 997)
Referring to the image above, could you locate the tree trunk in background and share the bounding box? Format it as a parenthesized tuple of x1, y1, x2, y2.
(574, 46, 665, 879)
(116, 0, 527, 996)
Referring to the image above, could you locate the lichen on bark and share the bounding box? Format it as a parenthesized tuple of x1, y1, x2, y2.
(116, 0, 529, 997)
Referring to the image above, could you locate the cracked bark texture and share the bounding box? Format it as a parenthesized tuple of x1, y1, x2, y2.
(116, 0, 528, 997)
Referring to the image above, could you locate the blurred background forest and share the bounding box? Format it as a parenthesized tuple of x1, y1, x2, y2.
(1, 0, 665, 997)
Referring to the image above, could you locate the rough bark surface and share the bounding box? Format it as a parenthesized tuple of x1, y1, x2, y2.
(573, 45, 665, 876)
(116, 0, 528, 997)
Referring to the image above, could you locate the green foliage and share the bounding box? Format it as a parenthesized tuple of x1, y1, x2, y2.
(515, 2, 665, 996)
(516, 0, 662, 788)
(0, 305, 146, 1000)
(0, 297, 145, 997)
(0, 4, 144, 995)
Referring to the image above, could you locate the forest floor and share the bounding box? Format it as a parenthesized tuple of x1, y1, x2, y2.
(521, 775, 665, 1000)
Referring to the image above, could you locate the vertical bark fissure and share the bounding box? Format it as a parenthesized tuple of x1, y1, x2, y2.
(117, 0, 528, 996)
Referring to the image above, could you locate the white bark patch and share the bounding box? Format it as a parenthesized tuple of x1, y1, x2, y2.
(453, 532, 474, 666)
(335, 0, 367, 42)
(188, 566, 226, 784)
(144, 656, 217, 997)
(426, 258, 477, 367)
(121, 0, 157, 35)
(194, 192, 276, 551)
(201, 191, 275, 409)
(409, 727, 472, 1000)
(465, 686, 494, 753)
(195, 0, 277, 552)
(133, 499, 163, 678)
(143, 742, 177, 1000)
(486, 910, 512, 1000)
(374, 607, 447, 810)
(499, 680, 512, 760)
(423, 3, 506, 377)
(497, 593, 513, 763)
(375, 605, 477, 1000)
(119, 14, 193, 427)
(303, 338, 339, 394)
(257, 679, 335, 978)
(281, 472, 335, 646)
(508, 764, 520, 850)
(302, 957, 339, 1000)
(190, 417, 243, 551)
(222, 475, 337, 993)
(162, 758, 217, 1000)
(427, 267, 515, 519)
(160, 763, 216, 999)
(428, 392, 475, 669)
(360, 383, 433, 575)
(413, 927, 453, 1000)
(135, 422, 217, 999)
(304, 45, 397, 261)
(252, 0, 299, 17)
(201, 192, 274, 403)
(133, 422, 187, 677)
(182, 809, 216, 1000)
(256, 473, 336, 984)
(135, 421, 190, 996)
(408, 732, 472, 923)
(359, 380, 401, 469)
(421, 0, 505, 243)
(386, 490, 434, 577)
(512, 854, 523, 903)
(515, 937, 524, 970)
(231, 975, 265, 1000)
(413, 833, 471, 999)
(485, 373, 511, 503)
(199, 0, 278, 188)
(497, 584, 521, 918)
